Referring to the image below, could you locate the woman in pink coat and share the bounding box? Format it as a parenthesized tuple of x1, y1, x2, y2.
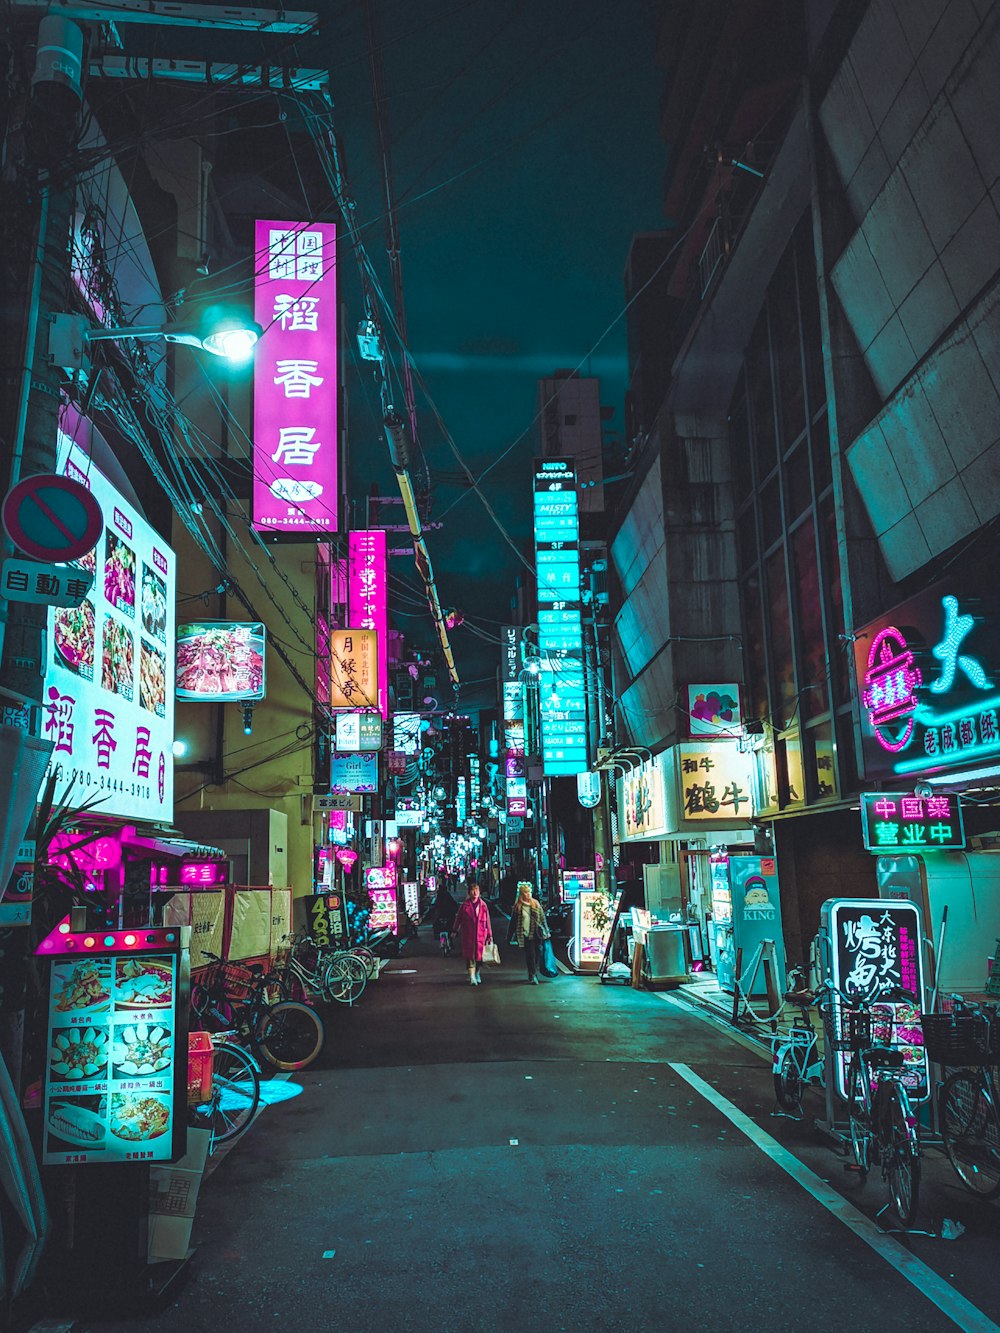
(451, 881, 493, 985)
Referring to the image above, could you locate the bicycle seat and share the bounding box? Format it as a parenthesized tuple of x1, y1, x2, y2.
(865, 1046, 905, 1070)
(783, 990, 815, 1004)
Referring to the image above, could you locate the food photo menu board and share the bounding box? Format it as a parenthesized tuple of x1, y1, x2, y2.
(43, 953, 185, 1165)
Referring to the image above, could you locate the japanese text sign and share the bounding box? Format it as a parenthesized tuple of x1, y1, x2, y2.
(253, 219, 338, 533)
(329, 629, 378, 710)
(45, 434, 175, 822)
(329, 749, 378, 793)
(854, 578, 1000, 782)
(175, 622, 266, 701)
(860, 792, 965, 852)
(334, 711, 383, 752)
(2, 558, 94, 607)
(368, 886, 397, 934)
(347, 530, 387, 716)
(621, 760, 667, 840)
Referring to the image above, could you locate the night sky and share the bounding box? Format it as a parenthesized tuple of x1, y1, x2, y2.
(319, 1, 666, 710)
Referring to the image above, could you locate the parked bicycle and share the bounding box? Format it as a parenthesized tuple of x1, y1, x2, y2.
(187, 1032, 261, 1152)
(826, 982, 922, 1226)
(191, 952, 325, 1071)
(272, 932, 368, 1005)
(923, 997, 1000, 1199)
(771, 972, 827, 1115)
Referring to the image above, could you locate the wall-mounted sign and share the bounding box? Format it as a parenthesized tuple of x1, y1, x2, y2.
(329, 628, 378, 710)
(2, 558, 94, 607)
(253, 219, 338, 533)
(860, 792, 965, 852)
(687, 683, 742, 738)
(392, 712, 421, 755)
(675, 743, 752, 821)
(576, 771, 602, 809)
(329, 750, 378, 794)
(854, 579, 1000, 783)
(366, 864, 397, 890)
(334, 711, 383, 753)
(561, 868, 595, 902)
(821, 898, 929, 1102)
(45, 435, 174, 822)
(348, 530, 387, 716)
(621, 760, 667, 840)
(175, 622, 266, 701)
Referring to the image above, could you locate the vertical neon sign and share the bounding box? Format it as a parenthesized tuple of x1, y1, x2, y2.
(253, 220, 338, 533)
(348, 530, 388, 716)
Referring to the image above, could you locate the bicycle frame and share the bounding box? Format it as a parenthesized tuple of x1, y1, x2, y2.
(772, 1023, 824, 1088)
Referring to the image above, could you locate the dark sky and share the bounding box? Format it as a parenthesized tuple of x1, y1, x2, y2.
(318, 1, 667, 710)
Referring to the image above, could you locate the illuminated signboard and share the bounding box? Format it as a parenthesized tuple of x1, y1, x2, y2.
(676, 744, 753, 822)
(500, 625, 524, 752)
(506, 750, 527, 816)
(533, 460, 587, 775)
(329, 750, 378, 793)
(687, 683, 742, 738)
(576, 891, 619, 966)
(178, 860, 229, 888)
(348, 530, 388, 717)
(46, 435, 174, 822)
(252, 219, 338, 533)
(368, 886, 398, 934)
(175, 622, 265, 701)
(38, 920, 187, 1166)
(561, 868, 595, 902)
(393, 712, 421, 755)
(821, 898, 929, 1102)
(854, 579, 1000, 782)
(860, 792, 965, 852)
(621, 761, 667, 840)
(329, 628, 378, 710)
(335, 711, 384, 752)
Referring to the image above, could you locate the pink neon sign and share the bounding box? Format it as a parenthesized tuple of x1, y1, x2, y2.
(253, 220, 338, 533)
(862, 626, 922, 753)
(348, 529, 388, 716)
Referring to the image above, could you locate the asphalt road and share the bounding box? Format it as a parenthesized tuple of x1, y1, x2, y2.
(53, 917, 1000, 1332)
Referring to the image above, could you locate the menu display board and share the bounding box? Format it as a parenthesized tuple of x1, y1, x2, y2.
(175, 622, 266, 701)
(368, 887, 397, 934)
(560, 869, 594, 902)
(43, 951, 186, 1164)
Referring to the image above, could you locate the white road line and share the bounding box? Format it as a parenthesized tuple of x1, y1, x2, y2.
(669, 1061, 999, 1333)
(657, 989, 770, 1060)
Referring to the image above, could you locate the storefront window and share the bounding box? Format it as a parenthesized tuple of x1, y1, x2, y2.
(808, 721, 837, 799)
(766, 548, 796, 722)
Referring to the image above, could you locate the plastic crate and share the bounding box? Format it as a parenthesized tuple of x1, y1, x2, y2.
(187, 1031, 215, 1105)
(920, 1012, 999, 1066)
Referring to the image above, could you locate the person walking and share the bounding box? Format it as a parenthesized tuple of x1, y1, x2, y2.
(431, 883, 459, 953)
(452, 881, 493, 985)
(510, 881, 548, 984)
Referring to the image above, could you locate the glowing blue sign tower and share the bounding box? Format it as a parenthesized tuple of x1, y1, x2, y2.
(533, 458, 588, 775)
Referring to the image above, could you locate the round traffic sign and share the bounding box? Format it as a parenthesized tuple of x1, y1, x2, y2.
(1, 473, 104, 562)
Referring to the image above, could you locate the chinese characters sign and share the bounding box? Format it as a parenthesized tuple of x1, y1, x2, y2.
(533, 460, 587, 775)
(822, 898, 929, 1101)
(667, 743, 752, 830)
(46, 435, 174, 822)
(368, 886, 398, 934)
(860, 792, 965, 852)
(43, 951, 184, 1165)
(854, 580, 1000, 781)
(334, 711, 383, 752)
(348, 530, 387, 716)
(253, 219, 338, 533)
(621, 760, 666, 840)
(175, 622, 266, 701)
(329, 629, 378, 710)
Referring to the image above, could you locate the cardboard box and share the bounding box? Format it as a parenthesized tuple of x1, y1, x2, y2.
(147, 1127, 211, 1262)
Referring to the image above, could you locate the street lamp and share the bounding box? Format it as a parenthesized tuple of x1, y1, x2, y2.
(49, 304, 263, 369)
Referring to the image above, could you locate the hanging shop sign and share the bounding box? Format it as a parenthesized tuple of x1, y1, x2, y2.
(620, 759, 667, 841)
(329, 750, 378, 794)
(175, 622, 266, 701)
(334, 710, 383, 752)
(348, 530, 388, 717)
(661, 743, 753, 833)
(329, 628, 378, 711)
(253, 219, 338, 534)
(45, 435, 175, 823)
(576, 770, 602, 809)
(37, 919, 187, 1166)
(860, 791, 965, 852)
(854, 578, 1000, 784)
(533, 460, 587, 776)
(820, 898, 929, 1102)
(686, 683, 742, 739)
(500, 625, 524, 753)
(392, 712, 421, 755)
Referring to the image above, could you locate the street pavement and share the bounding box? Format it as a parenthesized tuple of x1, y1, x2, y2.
(54, 914, 1000, 1332)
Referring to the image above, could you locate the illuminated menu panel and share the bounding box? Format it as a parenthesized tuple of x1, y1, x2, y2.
(43, 952, 183, 1165)
(533, 459, 588, 776)
(253, 220, 338, 533)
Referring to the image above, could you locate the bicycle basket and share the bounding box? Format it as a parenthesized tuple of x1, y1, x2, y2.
(203, 959, 256, 1004)
(920, 1012, 1000, 1066)
(823, 999, 872, 1052)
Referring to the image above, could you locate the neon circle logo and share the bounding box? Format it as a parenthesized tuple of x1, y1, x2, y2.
(862, 626, 922, 752)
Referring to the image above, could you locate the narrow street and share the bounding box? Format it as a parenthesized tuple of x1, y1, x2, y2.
(75, 922, 1000, 1333)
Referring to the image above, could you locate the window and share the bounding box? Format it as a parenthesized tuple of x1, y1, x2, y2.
(748, 311, 777, 480)
(807, 721, 837, 800)
(742, 569, 768, 723)
(766, 547, 796, 722)
(771, 248, 806, 446)
(791, 519, 827, 722)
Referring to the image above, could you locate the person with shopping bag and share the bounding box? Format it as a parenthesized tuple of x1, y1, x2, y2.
(451, 880, 494, 986)
(509, 881, 549, 985)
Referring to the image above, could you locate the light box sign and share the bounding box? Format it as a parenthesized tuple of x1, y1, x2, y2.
(687, 683, 742, 738)
(675, 743, 753, 823)
(854, 579, 1000, 783)
(821, 898, 929, 1102)
(329, 629, 378, 711)
(621, 761, 667, 841)
(335, 711, 383, 752)
(348, 530, 388, 716)
(41, 931, 187, 1165)
(860, 792, 965, 852)
(561, 868, 595, 903)
(329, 750, 378, 793)
(175, 622, 265, 701)
(253, 219, 338, 533)
(368, 886, 398, 934)
(533, 460, 587, 776)
(46, 435, 174, 822)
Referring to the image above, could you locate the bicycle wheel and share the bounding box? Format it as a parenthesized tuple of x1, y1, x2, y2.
(846, 1057, 872, 1176)
(773, 1047, 805, 1114)
(882, 1085, 921, 1226)
(254, 1000, 325, 1070)
(205, 1042, 261, 1146)
(324, 954, 366, 1005)
(940, 1070, 1000, 1200)
(351, 946, 378, 977)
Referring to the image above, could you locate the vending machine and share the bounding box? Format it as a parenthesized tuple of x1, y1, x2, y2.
(710, 854, 786, 998)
